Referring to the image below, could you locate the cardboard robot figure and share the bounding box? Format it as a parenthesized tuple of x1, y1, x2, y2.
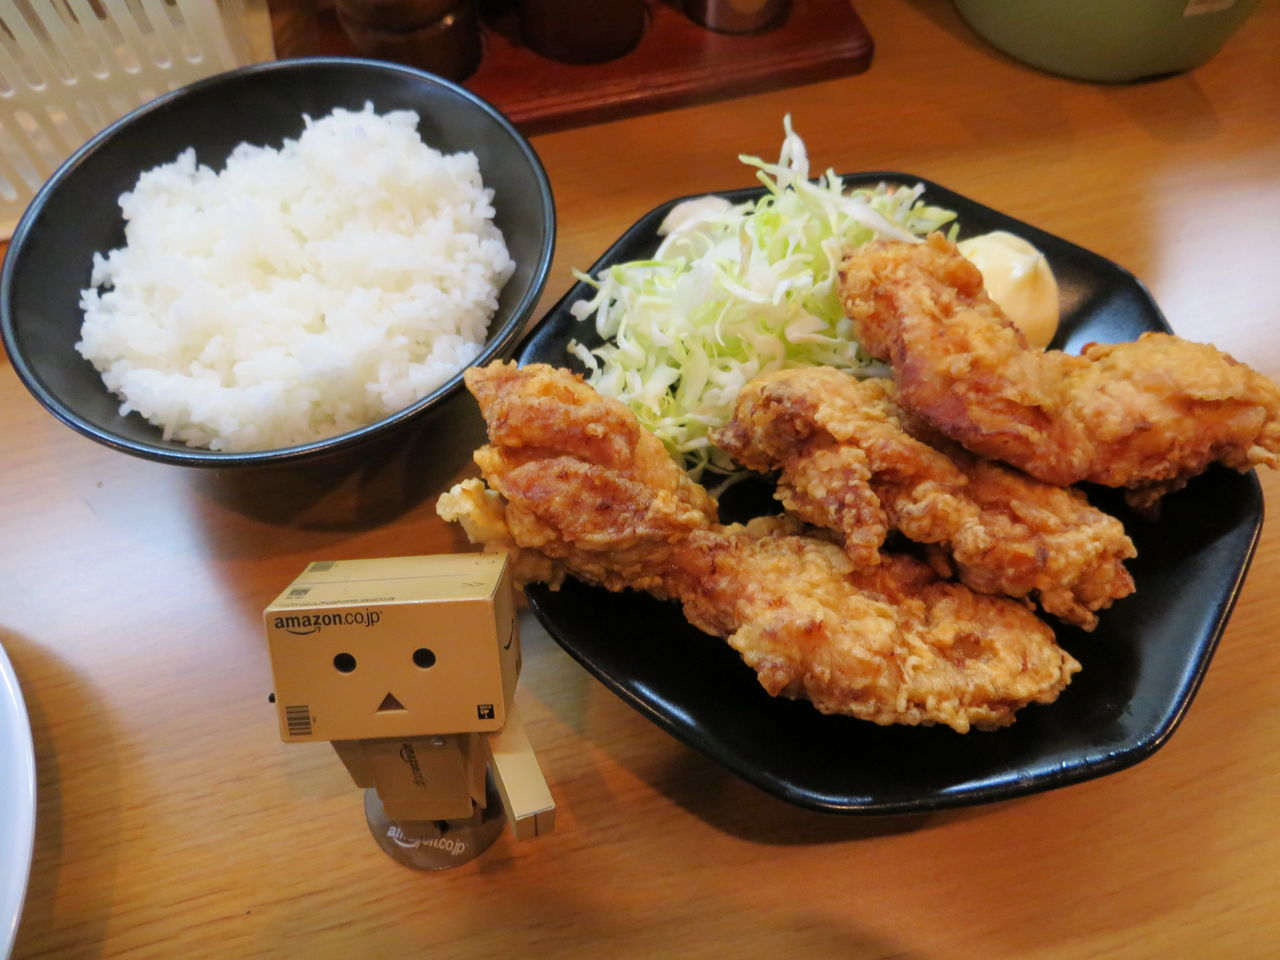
(264, 553, 554, 869)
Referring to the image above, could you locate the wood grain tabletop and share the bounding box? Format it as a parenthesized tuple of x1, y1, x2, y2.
(2, 1, 1279, 956)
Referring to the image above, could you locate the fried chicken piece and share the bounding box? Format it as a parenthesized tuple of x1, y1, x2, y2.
(463, 358, 719, 525)
(437, 478, 566, 589)
(839, 232, 1280, 509)
(439, 362, 1080, 732)
(713, 367, 1136, 630)
(459, 360, 718, 596)
(672, 518, 1079, 732)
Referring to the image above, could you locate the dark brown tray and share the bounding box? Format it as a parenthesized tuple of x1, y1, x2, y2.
(283, 0, 873, 134)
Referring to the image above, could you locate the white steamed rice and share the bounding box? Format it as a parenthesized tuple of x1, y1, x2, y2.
(77, 103, 515, 452)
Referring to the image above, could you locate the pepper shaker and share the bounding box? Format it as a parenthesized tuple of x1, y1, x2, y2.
(515, 0, 646, 64)
(335, 0, 483, 80)
(686, 0, 790, 34)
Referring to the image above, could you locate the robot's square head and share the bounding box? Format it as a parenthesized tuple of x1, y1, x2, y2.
(264, 554, 519, 742)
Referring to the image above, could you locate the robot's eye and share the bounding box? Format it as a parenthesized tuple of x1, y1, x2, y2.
(412, 648, 436, 669)
(332, 653, 357, 673)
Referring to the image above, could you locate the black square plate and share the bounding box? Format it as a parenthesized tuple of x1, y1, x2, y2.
(515, 174, 1263, 814)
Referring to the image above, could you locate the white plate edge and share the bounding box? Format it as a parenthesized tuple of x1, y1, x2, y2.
(0, 642, 35, 960)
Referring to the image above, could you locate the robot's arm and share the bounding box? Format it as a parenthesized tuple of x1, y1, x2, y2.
(484, 705, 555, 840)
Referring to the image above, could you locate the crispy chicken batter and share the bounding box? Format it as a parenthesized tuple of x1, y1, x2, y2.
(439, 362, 1080, 732)
(457, 357, 718, 596)
(713, 367, 1136, 630)
(839, 233, 1280, 510)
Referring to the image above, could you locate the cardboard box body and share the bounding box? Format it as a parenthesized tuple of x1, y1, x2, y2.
(265, 554, 518, 742)
(332, 734, 487, 822)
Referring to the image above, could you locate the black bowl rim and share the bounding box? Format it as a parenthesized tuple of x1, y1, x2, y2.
(0, 56, 556, 468)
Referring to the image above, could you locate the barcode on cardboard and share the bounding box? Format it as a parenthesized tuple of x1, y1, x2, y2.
(285, 705, 312, 737)
(307, 561, 337, 572)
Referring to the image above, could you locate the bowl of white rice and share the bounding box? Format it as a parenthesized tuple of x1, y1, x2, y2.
(0, 58, 555, 467)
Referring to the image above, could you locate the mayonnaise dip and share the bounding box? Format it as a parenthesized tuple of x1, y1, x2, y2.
(957, 230, 1060, 348)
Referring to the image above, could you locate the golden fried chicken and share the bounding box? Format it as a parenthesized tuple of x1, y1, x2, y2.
(713, 367, 1136, 630)
(457, 359, 718, 596)
(463, 357, 719, 526)
(671, 518, 1080, 732)
(840, 232, 1280, 510)
(439, 362, 1081, 732)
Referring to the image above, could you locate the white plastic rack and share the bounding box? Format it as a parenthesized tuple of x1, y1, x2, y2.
(1, 0, 273, 238)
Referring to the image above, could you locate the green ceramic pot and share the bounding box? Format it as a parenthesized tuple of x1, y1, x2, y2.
(953, 0, 1259, 82)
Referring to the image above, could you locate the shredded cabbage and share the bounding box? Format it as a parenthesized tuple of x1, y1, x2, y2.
(568, 117, 957, 477)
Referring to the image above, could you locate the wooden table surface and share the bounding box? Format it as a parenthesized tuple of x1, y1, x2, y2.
(4, 1, 1280, 957)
